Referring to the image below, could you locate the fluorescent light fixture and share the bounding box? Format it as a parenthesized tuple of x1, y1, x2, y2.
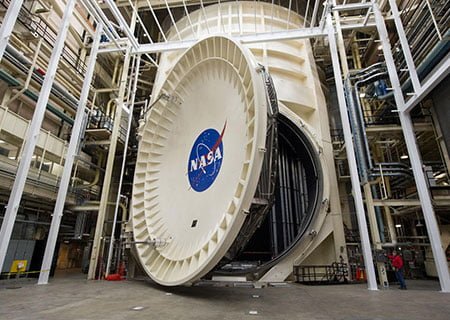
(0, 139, 5, 143)
(400, 154, 409, 159)
(395, 224, 402, 228)
(434, 173, 446, 179)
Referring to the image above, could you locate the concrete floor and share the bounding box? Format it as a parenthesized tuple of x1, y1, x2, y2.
(1, 271, 449, 320)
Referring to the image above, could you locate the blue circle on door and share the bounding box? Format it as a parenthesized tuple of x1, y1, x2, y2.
(187, 124, 226, 192)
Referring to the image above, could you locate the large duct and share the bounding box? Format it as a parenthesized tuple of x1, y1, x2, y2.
(131, 2, 346, 286)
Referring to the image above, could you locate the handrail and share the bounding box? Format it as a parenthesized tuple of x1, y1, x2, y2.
(0, 0, 88, 77)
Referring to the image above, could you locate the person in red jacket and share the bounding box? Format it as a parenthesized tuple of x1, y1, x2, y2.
(389, 250, 407, 290)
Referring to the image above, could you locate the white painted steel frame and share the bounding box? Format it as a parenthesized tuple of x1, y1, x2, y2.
(87, 45, 133, 279)
(326, 12, 378, 291)
(104, 0, 139, 49)
(80, 0, 122, 48)
(105, 54, 141, 277)
(133, 27, 328, 54)
(403, 52, 450, 113)
(372, 0, 450, 292)
(0, 0, 24, 61)
(0, 0, 77, 274)
(332, 3, 372, 11)
(37, 23, 104, 285)
(79, 0, 448, 290)
(387, 0, 421, 94)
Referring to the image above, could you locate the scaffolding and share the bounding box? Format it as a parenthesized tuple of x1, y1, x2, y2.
(0, 0, 448, 291)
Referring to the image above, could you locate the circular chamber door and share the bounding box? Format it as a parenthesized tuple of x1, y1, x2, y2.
(131, 36, 268, 286)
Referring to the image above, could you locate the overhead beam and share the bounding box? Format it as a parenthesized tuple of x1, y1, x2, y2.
(133, 27, 327, 54)
(332, 3, 372, 12)
(402, 52, 450, 113)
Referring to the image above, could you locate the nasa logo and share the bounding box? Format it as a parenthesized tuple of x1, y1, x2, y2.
(188, 122, 226, 192)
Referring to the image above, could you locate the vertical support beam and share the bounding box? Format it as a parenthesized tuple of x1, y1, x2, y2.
(399, 113, 450, 291)
(384, 206, 397, 244)
(37, 23, 103, 285)
(326, 13, 378, 291)
(87, 2, 139, 279)
(0, 0, 76, 274)
(105, 55, 141, 277)
(87, 47, 132, 279)
(372, 1, 450, 292)
(364, 183, 389, 287)
(331, 0, 350, 76)
(383, 177, 397, 244)
(387, 0, 421, 93)
(349, 36, 388, 287)
(0, 0, 24, 61)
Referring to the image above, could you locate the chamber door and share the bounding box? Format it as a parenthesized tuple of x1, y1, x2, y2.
(132, 36, 268, 286)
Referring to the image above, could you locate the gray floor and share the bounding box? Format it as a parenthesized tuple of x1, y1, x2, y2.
(1, 271, 449, 320)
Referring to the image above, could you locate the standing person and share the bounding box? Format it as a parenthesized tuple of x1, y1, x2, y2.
(389, 250, 407, 290)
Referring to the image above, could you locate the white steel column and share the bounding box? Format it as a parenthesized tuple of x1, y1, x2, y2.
(105, 55, 141, 277)
(372, 1, 450, 292)
(87, 46, 133, 280)
(326, 13, 378, 290)
(0, 0, 24, 61)
(38, 23, 104, 285)
(0, 0, 76, 274)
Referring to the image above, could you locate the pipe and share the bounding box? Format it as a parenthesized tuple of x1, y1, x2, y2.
(0, 216, 72, 228)
(371, 185, 386, 243)
(5, 45, 79, 110)
(106, 54, 141, 277)
(72, 157, 102, 190)
(106, 99, 115, 118)
(0, 69, 74, 125)
(6, 39, 43, 106)
(344, 78, 370, 183)
(377, 29, 450, 101)
(353, 71, 389, 172)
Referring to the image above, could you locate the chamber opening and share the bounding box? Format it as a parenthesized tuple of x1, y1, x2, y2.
(216, 114, 322, 274)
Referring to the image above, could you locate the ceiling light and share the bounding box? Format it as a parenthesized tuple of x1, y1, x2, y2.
(400, 154, 409, 159)
(434, 173, 446, 179)
(377, 44, 383, 50)
(395, 224, 402, 228)
(0, 139, 5, 143)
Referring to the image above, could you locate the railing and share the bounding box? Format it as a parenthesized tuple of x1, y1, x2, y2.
(394, 0, 450, 85)
(293, 262, 349, 284)
(0, 0, 88, 77)
(87, 107, 127, 142)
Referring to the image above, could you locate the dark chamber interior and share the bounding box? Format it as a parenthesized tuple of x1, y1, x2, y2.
(218, 115, 322, 273)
